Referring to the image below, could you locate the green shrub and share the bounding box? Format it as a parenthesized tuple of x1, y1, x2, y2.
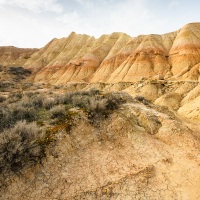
(0, 81, 13, 92)
(0, 96, 6, 103)
(12, 104, 38, 120)
(0, 88, 134, 174)
(42, 97, 57, 109)
(72, 95, 90, 108)
(135, 95, 150, 105)
(24, 94, 58, 109)
(7, 92, 23, 103)
(0, 121, 44, 173)
(135, 95, 145, 101)
(81, 88, 100, 96)
(62, 92, 74, 104)
(25, 91, 37, 98)
(8, 67, 31, 76)
(63, 91, 131, 121)
(0, 103, 38, 131)
(0, 107, 11, 130)
(32, 95, 44, 108)
(50, 105, 66, 119)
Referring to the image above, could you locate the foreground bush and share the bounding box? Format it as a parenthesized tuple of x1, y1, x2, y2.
(135, 95, 150, 105)
(0, 104, 38, 131)
(50, 105, 66, 119)
(63, 90, 131, 121)
(0, 96, 6, 103)
(0, 121, 45, 173)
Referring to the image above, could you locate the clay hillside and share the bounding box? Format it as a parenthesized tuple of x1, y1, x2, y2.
(1, 23, 200, 84)
(2, 22, 197, 84)
(0, 46, 38, 67)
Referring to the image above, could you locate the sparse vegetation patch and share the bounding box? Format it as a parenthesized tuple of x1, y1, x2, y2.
(0, 88, 132, 174)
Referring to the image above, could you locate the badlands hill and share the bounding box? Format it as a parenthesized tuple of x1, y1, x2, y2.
(1, 23, 200, 84)
(0, 46, 38, 67)
(14, 22, 200, 84)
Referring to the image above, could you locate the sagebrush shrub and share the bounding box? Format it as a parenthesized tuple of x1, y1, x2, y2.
(135, 95, 145, 101)
(0, 102, 38, 131)
(0, 121, 44, 173)
(135, 95, 149, 105)
(0, 96, 6, 103)
(50, 105, 66, 119)
(10, 104, 38, 122)
(0, 107, 11, 130)
(42, 97, 57, 109)
(32, 95, 44, 108)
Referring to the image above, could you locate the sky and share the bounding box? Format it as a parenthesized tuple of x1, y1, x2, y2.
(0, 0, 199, 48)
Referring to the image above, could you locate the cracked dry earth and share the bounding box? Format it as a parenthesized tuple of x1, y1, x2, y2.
(1, 102, 200, 200)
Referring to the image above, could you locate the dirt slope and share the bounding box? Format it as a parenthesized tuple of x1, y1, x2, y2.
(2, 99, 200, 200)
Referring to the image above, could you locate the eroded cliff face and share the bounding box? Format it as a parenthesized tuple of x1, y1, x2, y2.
(1, 23, 200, 84)
(0, 46, 38, 67)
(19, 22, 200, 84)
(23, 32, 131, 84)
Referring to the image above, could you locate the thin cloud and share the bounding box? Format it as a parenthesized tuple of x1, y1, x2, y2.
(0, 0, 63, 13)
(57, 0, 155, 37)
(0, 0, 199, 47)
(57, 11, 82, 27)
(74, 0, 93, 8)
(169, 0, 180, 8)
(107, 0, 153, 34)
